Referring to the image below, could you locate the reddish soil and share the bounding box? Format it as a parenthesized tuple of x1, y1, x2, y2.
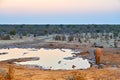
(0, 42, 120, 80)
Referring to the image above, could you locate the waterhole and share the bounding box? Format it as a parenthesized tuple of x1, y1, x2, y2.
(0, 48, 90, 70)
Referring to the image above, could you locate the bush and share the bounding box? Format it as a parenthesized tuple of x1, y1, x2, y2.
(68, 35, 74, 42)
(9, 30, 16, 35)
(1, 35, 11, 40)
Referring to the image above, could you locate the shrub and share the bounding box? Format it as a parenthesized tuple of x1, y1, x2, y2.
(1, 35, 11, 40)
(68, 35, 74, 42)
(9, 30, 16, 35)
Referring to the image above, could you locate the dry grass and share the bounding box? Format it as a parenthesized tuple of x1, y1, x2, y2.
(0, 65, 15, 80)
(8, 65, 14, 80)
(66, 72, 87, 80)
(0, 68, 9, 80)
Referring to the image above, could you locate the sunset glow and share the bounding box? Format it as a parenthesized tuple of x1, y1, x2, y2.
(0, 0, 120, 24)
(0, 0, 120, 14)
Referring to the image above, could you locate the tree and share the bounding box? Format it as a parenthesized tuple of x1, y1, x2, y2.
(9, 30, 16, 35)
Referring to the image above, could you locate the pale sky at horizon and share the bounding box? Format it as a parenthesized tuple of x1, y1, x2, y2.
(0, 0, 120, 24)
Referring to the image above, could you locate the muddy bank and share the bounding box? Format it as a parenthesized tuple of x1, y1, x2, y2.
(0, 38, 89, 50)
(1, 57, 40, 64)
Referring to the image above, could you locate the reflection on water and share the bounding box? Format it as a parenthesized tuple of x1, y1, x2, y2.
(0, 48, 90, 70)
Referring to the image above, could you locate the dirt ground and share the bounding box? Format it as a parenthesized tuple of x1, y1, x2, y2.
(0, 38, 120, 80)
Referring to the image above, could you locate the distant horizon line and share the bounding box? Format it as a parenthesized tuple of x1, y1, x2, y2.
(0, 24, 120, 25)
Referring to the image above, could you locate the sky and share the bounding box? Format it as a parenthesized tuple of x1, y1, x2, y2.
(0, 0, 120, 24)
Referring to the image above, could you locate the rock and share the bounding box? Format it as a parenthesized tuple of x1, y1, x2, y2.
(111, 65, 119, 69)
(92, 64, 99, 69)
(91, 64, 105, 69)
(72, 65, 76, 69)
(63, 57, 74, 60)
(58, 61, 61, 64)
(23, 52, 28, 55)
(60, 49, 65, 52)
(98, 64, 105, 69)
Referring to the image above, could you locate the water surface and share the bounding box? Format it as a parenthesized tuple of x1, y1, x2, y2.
(0, 48, 90, 70)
